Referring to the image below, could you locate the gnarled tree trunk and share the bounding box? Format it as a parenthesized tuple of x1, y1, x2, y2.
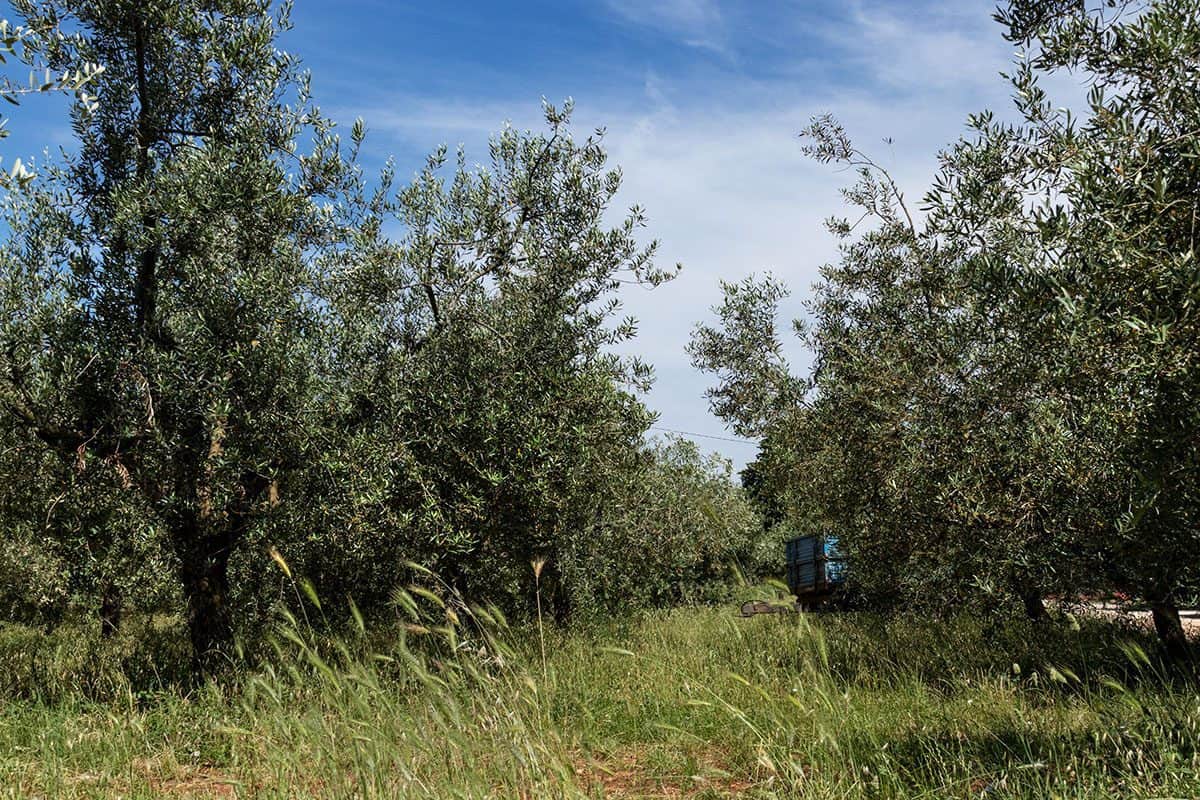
(1021, 590, 1048, 622)
(99, 581, 122, 639)
(178, 541, 233, 674)
(1150, 600, 1190, 661)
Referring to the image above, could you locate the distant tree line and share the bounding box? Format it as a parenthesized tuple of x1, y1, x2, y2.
(0, 0, 768, 671)
(693, 0, 1200, 656)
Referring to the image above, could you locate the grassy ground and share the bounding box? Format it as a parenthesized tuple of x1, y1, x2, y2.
(0, 593, 1197, 799)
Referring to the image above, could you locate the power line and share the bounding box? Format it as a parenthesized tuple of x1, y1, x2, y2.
(650, 426, 760, 445)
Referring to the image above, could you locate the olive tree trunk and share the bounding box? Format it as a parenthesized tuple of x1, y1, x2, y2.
(178, 544, 233, 674)
(1150, 601, 1190, 660)
(98, 581, 122, 639)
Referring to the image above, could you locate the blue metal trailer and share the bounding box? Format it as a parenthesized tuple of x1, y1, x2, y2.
(739, 534, 849, 616)
(785, 535, 846, 606)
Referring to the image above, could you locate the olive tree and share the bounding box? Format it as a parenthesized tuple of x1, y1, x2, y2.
(693, 0, 1200, 655)
(0, 1, 681, 667)
(984, 0, 1200, 652)
(0, 0, 358, 668)
(555, 436, 763, 613)
(298, 102, 677, 618)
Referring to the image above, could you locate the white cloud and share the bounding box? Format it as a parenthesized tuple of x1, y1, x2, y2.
(594, 97, 997, 462)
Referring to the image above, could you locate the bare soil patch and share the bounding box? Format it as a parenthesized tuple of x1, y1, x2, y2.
(575, 747, 754, 799)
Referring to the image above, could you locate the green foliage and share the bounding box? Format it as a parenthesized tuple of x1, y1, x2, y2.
(282, 103, 677, 619)
(561, 436, 767, 614)
(0, 0, 745, 670)
(0, 616, 191, 701)
(0, 15, 102, 186)
(691, 0, 1200, 650)
(0, 0, 353, 666)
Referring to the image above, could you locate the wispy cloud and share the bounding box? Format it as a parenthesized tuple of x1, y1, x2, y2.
(603, 0, 731, 57)
(834, 0, 1011, 95)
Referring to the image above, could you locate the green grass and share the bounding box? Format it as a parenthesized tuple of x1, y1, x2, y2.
(0, 594, 1197, 798)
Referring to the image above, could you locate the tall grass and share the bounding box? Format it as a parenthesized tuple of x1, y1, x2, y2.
(229, 585, 581, 798)
(0, 588, 1197, 798)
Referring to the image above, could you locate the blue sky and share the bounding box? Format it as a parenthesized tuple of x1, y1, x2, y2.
(1, 1, 1061, 469)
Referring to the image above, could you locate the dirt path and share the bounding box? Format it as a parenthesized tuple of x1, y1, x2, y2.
(1078, 602, 1200, 638)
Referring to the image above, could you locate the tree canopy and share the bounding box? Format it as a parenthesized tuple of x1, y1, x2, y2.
(0, 0, 762, 670)
(692, 0, 1200, 654)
